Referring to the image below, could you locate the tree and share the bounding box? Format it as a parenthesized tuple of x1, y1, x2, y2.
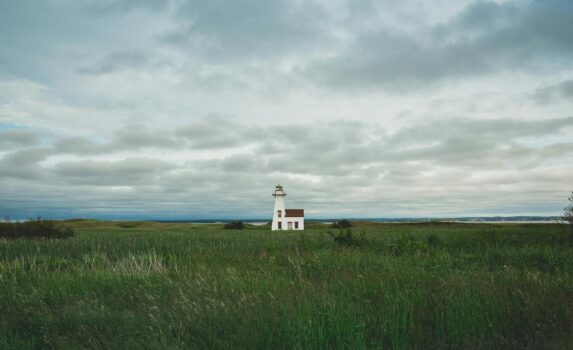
(331, 219, 352, 229)
(563, 191, 573, 245)
(224, 221, 244, 230)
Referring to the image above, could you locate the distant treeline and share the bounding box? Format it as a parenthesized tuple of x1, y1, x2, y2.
(0, 218, 74, 239)
(145, 216, 561, 224)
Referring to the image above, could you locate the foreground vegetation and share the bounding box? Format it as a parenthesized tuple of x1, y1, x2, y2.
(0, 219, 74, 240)
(0, 220, 572, 349)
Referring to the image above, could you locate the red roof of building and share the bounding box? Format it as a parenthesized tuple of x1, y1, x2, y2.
(285, 209, 304, 217)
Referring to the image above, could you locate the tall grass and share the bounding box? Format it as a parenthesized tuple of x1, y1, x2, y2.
(0, 222, 572, 349)
(0, 218, 73, 239)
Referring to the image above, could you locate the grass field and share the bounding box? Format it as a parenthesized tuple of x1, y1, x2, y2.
(1, 220, 572, 349)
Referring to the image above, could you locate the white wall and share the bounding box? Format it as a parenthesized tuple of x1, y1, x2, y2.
(272, 216, 304, 231)
(271, 195, 286, 230)
(286, 217, 304, 230)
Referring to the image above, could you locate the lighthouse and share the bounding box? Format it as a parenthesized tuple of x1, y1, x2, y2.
(272, 184, 304, 231)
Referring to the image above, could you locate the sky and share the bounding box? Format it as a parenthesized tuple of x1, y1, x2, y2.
(1, 0, 572, 220)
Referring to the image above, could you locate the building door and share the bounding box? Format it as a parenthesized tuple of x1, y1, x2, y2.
(288, 222, 293, 230)
(295, 222, 299, 229)
(278, 222, 282, 229)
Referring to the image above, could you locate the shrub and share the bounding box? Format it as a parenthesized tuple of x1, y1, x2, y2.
(0, 218, 74, 239)
(328, 229, 359, 247)
(563, 191, 573, 245)
(224, 221, 244, 230)
(117, 222, 141, 229)
(390, 236, 429, 256)
(330, 219, 352, 229)
(427, 234, 441, 246)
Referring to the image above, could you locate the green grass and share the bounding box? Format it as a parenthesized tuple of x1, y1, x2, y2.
(1, 221, 572, 349)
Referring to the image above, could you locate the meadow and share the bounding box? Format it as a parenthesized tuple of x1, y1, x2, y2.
(0, 220, 572, 349)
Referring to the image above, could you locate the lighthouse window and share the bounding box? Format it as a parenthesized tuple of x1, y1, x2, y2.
(277, 210, 282, 218)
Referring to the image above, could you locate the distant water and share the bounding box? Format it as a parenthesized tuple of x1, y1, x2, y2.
(1, 217, 562, 224)
(148, 217, 562, 225)
(448, 220, 563, 224)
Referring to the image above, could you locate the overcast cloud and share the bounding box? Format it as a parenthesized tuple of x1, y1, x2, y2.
(1, 0, 572, 219)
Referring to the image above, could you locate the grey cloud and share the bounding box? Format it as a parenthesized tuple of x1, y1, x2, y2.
(308, 31, 489, 91)
(0, 147, 51, 179)
(533, 79, 573, 105)
(270, 121, 375, 147)
(32, 121, 250, 158)
(445, 1, 517, 33)
(375, 117, 573, 167)
(562, 81, 573, 97)
(5, 117, 572, 179)
(161, 0, 330, 60)
(390, 137, 530, 167)
(52, 126, 181, 156)
(53, 137, 112, 155)
(254, 117, 573, 176)
(537, 142, 573, 158)
(52, 158, 176, 185)
(388, 117, 573, 145)
(115, 126, 180, 149)
(1, 113, 570, 218)
(0, 129, 43, 149)
(1, 148, 51, 166)
(77, 50, 172, 75)
(82, 0, 168, 15)
(221, 154, 258, 172)
(308, 0, 573, 90)
(176, 119, 253, 149)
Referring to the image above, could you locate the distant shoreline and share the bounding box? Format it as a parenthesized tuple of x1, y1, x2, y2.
(1, 216, 563, 224)
(147, 216, 563, 224)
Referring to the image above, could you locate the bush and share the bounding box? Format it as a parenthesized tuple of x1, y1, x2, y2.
(427, 234, 441, 246)
(389, 236, 429, 257)
(0, 218, 74, 239)
(224, 221, 244, 230)
(117, 222, 141, 229)
(330, 219, 352, 229)
(328, 229, 359, 247)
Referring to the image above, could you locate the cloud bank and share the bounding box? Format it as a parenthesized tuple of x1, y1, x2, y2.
(0, 0, 572, 218)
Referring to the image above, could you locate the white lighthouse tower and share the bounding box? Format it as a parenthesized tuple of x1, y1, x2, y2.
(271, 184, 286, 230)
(272, 184, 304, 231)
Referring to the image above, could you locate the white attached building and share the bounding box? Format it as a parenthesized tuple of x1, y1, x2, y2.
(271, 185, 304, 231)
